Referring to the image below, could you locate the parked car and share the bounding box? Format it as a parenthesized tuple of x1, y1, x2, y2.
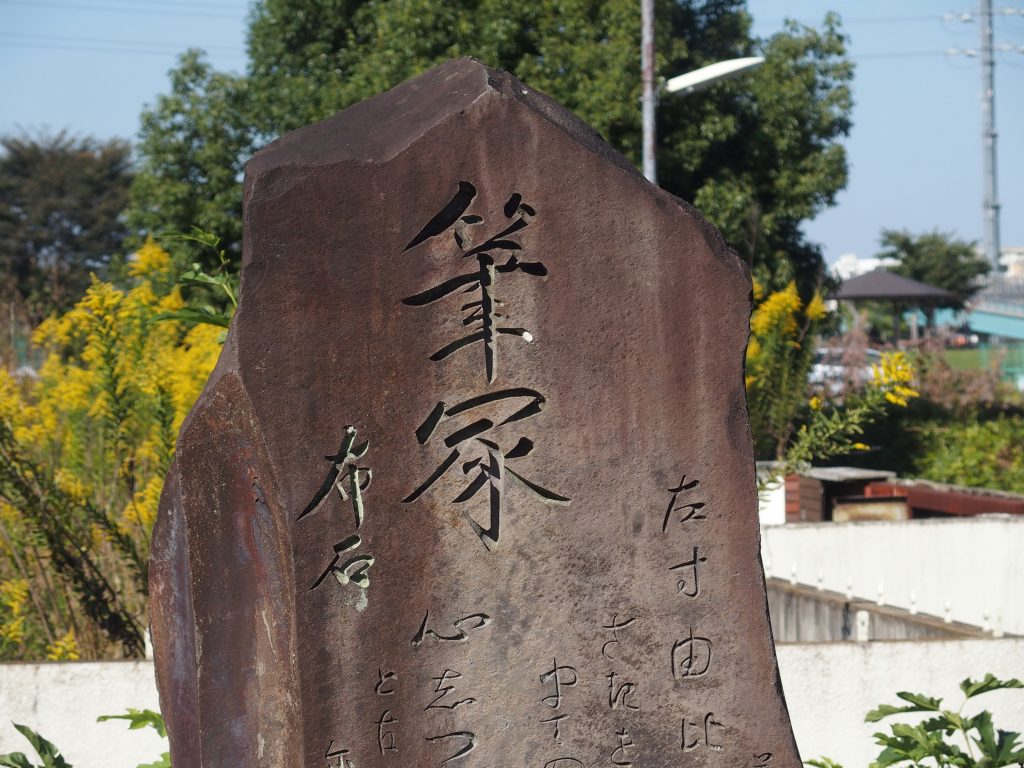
(809, 347, 881, 392)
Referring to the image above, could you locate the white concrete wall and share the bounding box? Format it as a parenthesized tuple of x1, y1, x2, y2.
(758, 476, 787, 526)
(4, 644, 1024, 768)
(0, 661, 164, 768)
(778, 639, 1024, 767)
(762, 516, 1024, 634)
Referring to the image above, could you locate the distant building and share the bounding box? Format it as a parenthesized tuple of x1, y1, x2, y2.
(1000, 245, 1024, 276)
(831, 252, 898, 281)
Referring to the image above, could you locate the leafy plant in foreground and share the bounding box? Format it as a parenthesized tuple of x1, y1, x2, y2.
(806, 674, 1024, 768)
(0, 723, 71, 768)
(0, 711, 172, 768)
(98, 709, 170, 768)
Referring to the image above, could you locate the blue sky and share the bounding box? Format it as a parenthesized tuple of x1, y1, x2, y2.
(1, 0, 1022, 265)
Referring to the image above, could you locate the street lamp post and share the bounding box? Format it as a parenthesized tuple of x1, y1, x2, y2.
(641, 53, 765, 184)
(641, 0, 657, 183)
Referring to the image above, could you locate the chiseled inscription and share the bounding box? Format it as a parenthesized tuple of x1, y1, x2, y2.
(402, 181, 571, 550)
(299, 426, 375, 593)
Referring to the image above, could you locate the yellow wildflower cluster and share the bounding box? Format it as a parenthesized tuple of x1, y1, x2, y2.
(750, 281, 802, 337)
(8, 243, 221, 532)
(805, 292, 828, 322)
(129, 235, 174, 278)
(0, 239, 223, 659)
(0, 578, 29, 645)
(45, 630, 80, 661)
(746, 280, 832, 459)
(871, 351, 919, 408)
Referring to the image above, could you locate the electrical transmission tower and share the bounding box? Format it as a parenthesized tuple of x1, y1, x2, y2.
(948, 4, 1024, 269)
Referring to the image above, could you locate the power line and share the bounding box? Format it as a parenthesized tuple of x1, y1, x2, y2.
(0, 0, 243, 19)
(57, 0, 248, 9)
(0, 40, 246, 58)
(853, 51, 951, 60)
(757, 14, 941, 26)
(0, 32, 243, 53)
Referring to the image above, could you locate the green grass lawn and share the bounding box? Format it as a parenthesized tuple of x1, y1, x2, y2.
(944, 347, 990, 371)
(944, 345, 1024, 372)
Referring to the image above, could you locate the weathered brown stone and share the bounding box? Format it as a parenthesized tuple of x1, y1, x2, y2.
(151, 57, 800, 768)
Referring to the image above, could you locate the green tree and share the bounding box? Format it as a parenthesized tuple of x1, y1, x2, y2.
(128, 0, 852, 292)
(126, 51, 255, 268)
(879, 228, 991, 319)
(0, 131, 131, 322)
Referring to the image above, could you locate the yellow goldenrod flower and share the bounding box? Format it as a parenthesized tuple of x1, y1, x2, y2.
(805, 292, 828, 322)
(751, 281, 801, 337)
(46, 630, 80, 661)
(752, 278, 765, 302)
(871, 351, 919, 408)
(129, 236, 174, 278)
(0, 244, 225, 659)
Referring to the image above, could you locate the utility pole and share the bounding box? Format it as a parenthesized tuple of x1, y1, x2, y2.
(980, 0, 1001, 269)
(641, 0, 656, 183)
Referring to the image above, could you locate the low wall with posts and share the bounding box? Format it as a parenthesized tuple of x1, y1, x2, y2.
(761, 516, 1024, 634)
(3, 640, 1023, 768)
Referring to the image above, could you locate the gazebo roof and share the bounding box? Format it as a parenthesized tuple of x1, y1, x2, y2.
(831, 268, 954, 302)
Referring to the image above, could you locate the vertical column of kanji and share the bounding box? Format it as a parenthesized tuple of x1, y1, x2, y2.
(661, 471, 779, 767)
(660, 475, 724, 755)
(296, 425, 378, 768)
(399, 180, 572, 767)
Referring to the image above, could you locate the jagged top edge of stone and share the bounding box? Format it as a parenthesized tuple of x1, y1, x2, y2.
(245, 57, 639, 177)
(244, 56, 740, 280)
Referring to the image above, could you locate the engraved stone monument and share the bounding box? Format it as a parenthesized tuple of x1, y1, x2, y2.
(151, 58, 800, 768)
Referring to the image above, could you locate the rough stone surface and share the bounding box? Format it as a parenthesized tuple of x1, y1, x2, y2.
(150, 58, 800, 768)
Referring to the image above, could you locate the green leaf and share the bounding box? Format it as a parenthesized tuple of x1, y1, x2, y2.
(891, 722, 937, 749)
(866, 704, 911, 723)
(921, 714, 959, 734)
(0, 752, 35, 768)
(972, 727, 1024, 766)
(135, 753, 172, 768)
(805, 759, 844, 768)
(960, 674, 1024, 700)
(153, 307, 232, 328)
(97, 709, 167, 738)
(895, 691, 944, 711)
(974, 710, 997, 754)
(866, 691, 943, 723)
(10, 724, 71, 768)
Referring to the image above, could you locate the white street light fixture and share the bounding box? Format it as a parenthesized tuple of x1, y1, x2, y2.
(664, 56, 765, 95)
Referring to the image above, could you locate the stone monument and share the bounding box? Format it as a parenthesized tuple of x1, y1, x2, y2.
(151, 58, 800, 768)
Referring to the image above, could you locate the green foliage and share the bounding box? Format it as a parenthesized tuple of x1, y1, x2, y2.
(0, 711, 173, 768)
(98, 709, 171, 768)
(745, 281, 913, 471)
(0, 131, 131, 323)
(879, 229, 990, 313)
(126, 51, 254, 269)
(688, 13, 852, 292)
(0, 420, 146, 657)
(746, 281, 826, 459)
(154, 230, 238, 330)
(129, 0, 853, 292)
(97, 709, 167, 739)
(806, 675, 1024, 768)
(0, 723, 71, 768)
(0, 240, 223, 660)
(913, 417, 1024, 493)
